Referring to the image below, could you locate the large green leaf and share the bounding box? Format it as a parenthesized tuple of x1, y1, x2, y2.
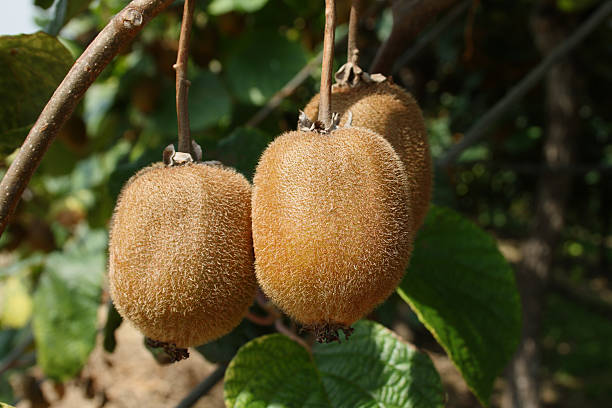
(225, 334, 329, 407)
(209, 0, 269, 14)
(0, 402, 16, 408)
(32, 229, 107, 381)
(224, 320, 444, 408)
(397, 205, 521, 406)
(0, 32, 73, 155)
(225, 30, 308, 106)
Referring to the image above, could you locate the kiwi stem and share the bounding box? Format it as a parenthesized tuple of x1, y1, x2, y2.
(318, 0, 336, 128)
(347, 0, 360, 66)
(245, 311, 276, 326)
(174, 0, 196, 154)
(275, 319, 312, 352)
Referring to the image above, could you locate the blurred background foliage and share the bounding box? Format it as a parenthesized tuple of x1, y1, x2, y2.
(0, 0, 611, 406)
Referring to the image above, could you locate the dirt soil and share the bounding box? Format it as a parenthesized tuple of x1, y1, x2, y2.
(16, 316, 225, 408)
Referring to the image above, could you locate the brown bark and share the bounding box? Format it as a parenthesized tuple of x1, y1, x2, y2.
(503, 6, 579, 408)
(174, 0, 196, 154)
(0, 0, 175, 236)
(318, 0, 337, 127)
(370, 0, 459, 75)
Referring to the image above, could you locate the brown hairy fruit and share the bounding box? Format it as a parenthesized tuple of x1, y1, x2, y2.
(303, 81, 432, 231)
(109, 162, 256, 348)
(252, 127, 414, 329)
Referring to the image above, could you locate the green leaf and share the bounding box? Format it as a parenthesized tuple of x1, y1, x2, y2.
(208, 0, 269, 15)
(225, 30, 308, 106)
(1, 402, 16, 408)
(35, 0, 56, 9)
(312, 321, 444, 408)
(47, 0, 68, 36)
(224, 334, 329, 407)
(32, 229, 107, 381)
(397, 205, 521, 406)
(224, 320, 444, 408)
(213, 127, 274, 180)
(0, 32, 73, 155)
(152, 69, 231, 134)
(45, 0, 93, 34)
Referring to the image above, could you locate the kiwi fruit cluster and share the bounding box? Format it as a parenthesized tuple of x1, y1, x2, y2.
(110, 18, 430, 348)
(108, 160, 256, 352)
(250, 63, 431, 339)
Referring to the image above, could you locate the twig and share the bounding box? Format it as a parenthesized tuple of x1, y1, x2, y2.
(245, 310, 276, 326)
(318, 0, 336, 127)
(370, 0, 460, 75)
(174, 0, 195, 154)
(175, 364, 227, 408)
(0, 0, 175, 236)
(347, 0, 360, 65)
(0, 333, 34, 376)
(275, 319, 311, 352)
(437, 0, 612, 169)
(392, 0, 471, 74)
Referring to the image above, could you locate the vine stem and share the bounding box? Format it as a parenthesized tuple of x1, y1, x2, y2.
(275, 319, 312, 352)
(174, 0, 195, 154)
(0, 0, 176, 236)
(347, 0, 360, 65)
(317, 0, 336, 127)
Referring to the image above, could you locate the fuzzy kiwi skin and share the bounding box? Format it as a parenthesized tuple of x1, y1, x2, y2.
(304, 81, 432, 231)
(109, 162, 256, 348)
(252, 127, 414, 327)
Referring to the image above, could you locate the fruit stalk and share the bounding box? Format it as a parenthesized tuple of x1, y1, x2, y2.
(0, 0, 175, 236)
(174, 0, 196, 154)
(347, 0, 360, 66)
(318, 0, 336, 127)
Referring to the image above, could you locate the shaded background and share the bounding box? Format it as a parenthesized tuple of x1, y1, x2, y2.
(1, 0, 611, 407)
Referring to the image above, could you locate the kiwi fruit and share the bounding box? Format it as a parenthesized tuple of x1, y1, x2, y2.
(303, 80, 432, 231)
(252, 127, 413, 339)
(109, 162, 256, 349)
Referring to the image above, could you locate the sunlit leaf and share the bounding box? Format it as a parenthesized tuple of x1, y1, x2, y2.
(0, 277, 33, 329)
(224, 320, 444, 408)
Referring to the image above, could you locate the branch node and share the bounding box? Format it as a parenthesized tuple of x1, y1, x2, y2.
(122, 8, 143, 29)
(163, 144, 194, 166)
